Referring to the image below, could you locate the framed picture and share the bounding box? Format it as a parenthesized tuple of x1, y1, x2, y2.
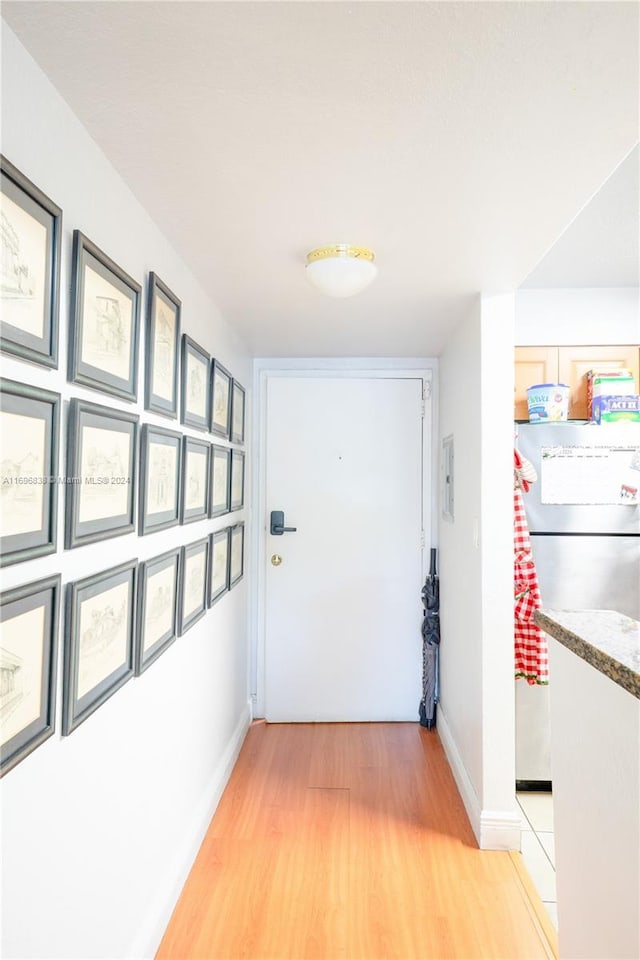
(230, 449, 245, 512)
(181, 436, 210, 524)
(66, 399, 138, 549)
(0, 156, 61, 368)
(135, 548, 180, 675)
(210, 444, 230, 518)
(1, 379, 60, 566)
(208, 527, 230, 606)
(139, 424, 181, 535)
(62, 560, 136, 735)
(230, 379, 246, 444)
(69, 230, 141, 401)
(180, 335, 209, 431)
(229, 522, 245, 588)
(210, 359, 232, 438)
(0, 575, 60, 777)
(145, 273, 180, 418)
(179, 538, 209, 634)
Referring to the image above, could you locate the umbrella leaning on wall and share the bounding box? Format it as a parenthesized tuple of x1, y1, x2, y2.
(419, 547, 440, 729)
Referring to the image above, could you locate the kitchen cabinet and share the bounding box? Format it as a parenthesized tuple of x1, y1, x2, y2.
(515, 344, 639, 420)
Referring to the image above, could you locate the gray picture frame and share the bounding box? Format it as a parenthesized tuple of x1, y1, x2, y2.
(230, 448, 245, 512)
(180, 335, 210, 431)
(1, 378, 60, 566)
(0, 156, 62, 369)
(180, 435, 210, 524)
(69, 230, 141, 402)
(210, 444, 231, 518)
(65, 398, 138, 549)
(210, 359, 232, 438)
(229, 522, 245, 588)
(139, 424, 181, 535)
(145, 273, 180, 418)
(208, 527, 230, 607)
(0, 574, 61, 777)
(178, 538, 209, 635)
(230, 379, 246, 445)
(62, 560, 136, 735)
(135, 548, 180, 675)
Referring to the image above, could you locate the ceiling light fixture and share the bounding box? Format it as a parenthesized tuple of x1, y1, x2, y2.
(305, 244, 378, 298)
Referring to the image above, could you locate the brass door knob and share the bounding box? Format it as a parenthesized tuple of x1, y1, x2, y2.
(271, 554, 283, 566)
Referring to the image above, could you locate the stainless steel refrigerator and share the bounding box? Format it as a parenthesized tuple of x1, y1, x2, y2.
(514, 422, 640, 788)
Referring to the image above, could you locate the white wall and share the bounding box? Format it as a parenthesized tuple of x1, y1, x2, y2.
(437, 294, 518, 849)
(515, 287, 640, 344)
(1, 27, 251, 960)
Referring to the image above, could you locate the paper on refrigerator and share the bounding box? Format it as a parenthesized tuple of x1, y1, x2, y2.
(540, 445, 640, 505)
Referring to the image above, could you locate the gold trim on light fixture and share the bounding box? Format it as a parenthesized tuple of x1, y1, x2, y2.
(306, 245, 375, 265)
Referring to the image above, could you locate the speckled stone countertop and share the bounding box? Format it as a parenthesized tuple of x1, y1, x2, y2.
(534, 609, 640, 700)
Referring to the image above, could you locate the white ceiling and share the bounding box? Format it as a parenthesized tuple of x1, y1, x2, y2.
(522, 145, 639, 289)
(3, 2, 639, 357)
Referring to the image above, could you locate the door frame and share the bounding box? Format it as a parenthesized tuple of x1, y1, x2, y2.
(250, 358, 438, 719)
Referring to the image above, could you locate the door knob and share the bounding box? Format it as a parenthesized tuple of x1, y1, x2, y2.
(270, 510, 297, 536)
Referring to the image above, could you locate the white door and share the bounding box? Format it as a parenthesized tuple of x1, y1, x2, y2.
(264, 376, 425, 721)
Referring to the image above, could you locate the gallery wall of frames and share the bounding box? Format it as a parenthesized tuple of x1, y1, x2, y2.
(0, 155, 249, 777)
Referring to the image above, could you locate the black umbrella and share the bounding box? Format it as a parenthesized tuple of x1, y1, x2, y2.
(419, 548, 440, 729)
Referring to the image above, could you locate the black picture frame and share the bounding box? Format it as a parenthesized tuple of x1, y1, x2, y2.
(180, 335, 210, 431)
(210, 359, 232, 438)
(208, 527, 230, 607)
(0, 575, 60, 777)
(69, 230, 141, 402)
(181, 436, 210, 524)
(230, 448, 245, 512)
(0, 378, 60, 566)
(210, 444, 231, 518)
(229, 522, 245, 588)
(62, 560, 136, 735)
(135, 548, 180, 675)
(145, 273, 180, 418)
(230, 379, 246, 445)
(178, 538, 209, 635)
(0, 156, 61, 369)
(65, 398, 138, 549)
(139, 424, 181, 535)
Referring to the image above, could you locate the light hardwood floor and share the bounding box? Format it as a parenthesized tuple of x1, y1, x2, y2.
(157, 722, 553, 960)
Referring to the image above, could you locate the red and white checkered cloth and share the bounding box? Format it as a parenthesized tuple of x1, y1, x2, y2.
(514, 467, 549, 685)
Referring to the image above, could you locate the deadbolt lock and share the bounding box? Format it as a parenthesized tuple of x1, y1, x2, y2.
(271, 554, 283, 567)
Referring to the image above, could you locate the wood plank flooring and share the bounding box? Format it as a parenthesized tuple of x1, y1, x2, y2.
(157, 722, 552, 960)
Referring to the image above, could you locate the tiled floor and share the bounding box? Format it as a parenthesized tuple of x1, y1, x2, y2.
(517, 791, 558, 929)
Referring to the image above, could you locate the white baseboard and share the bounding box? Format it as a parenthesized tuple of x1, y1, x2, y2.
(437, 707, 521, 851)
(128, 700, 253, 959)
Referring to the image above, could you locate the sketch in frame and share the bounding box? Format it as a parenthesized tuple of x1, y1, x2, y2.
(66, 398, 138, 549)
(230, 379, 245, 445)
(0, 378, 60, 566)
(229, 522, 245, 588)
(135, 548, 179, 675)
(208, 527, 230, 607)
(62, 560, 136, 735)
(210, 444, 230, 518)
(210, 359, 232, 438)
(0, 156, 61, 368)
(180, 335, 209, 431)
(0, 575, 60, 777)
(69, 230, 141, 401)
(181, 436, 210, 524)
(178, 538, 209, 635)
(145, 272, 180, 418)
(230, 449, 245, 512)
(139, 424, 181, 535)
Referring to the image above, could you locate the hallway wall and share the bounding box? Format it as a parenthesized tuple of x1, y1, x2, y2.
(1, 26, 251, 959)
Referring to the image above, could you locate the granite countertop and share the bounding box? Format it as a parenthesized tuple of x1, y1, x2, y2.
(534, 608, 640, 700)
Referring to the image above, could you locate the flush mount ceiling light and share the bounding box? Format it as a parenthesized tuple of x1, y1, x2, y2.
(305, 244, 378, 298)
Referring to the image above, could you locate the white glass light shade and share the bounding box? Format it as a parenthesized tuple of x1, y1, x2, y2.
(305, 245, 377, 298)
